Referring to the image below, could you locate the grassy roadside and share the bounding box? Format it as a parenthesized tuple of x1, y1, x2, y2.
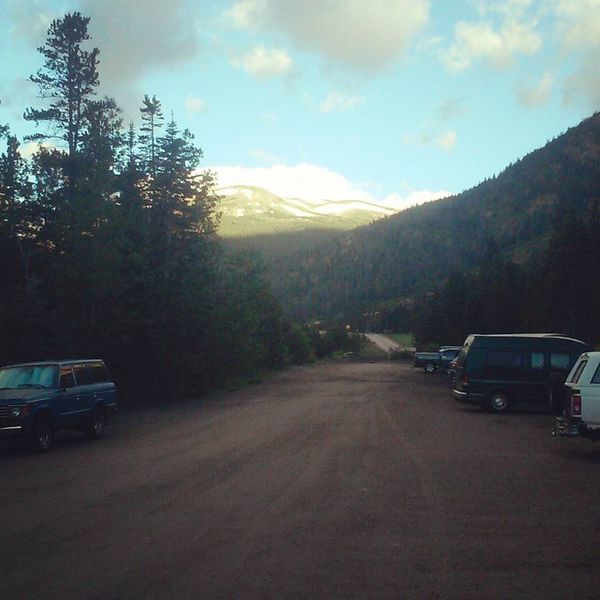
(386, 332, 415, 348)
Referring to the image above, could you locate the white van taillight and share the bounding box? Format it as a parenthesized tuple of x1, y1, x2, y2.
(570, 392, 582, 416)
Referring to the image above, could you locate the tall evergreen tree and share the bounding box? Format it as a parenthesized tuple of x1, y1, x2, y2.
(0, 134, 34, 291)
(24, 12, 99, 191)
(139, 95, 163, 177)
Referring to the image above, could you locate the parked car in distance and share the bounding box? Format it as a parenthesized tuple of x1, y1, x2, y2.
(553, 352, 600, 440)
(452, 334, 589, 412)
(0, 359, 118, 451)
(414, 346, 462, 374)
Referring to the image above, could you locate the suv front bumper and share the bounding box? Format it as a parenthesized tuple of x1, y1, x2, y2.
(0, 423, 25, 437)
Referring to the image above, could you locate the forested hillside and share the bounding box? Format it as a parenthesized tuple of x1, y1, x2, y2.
(268, 113, 600, 346)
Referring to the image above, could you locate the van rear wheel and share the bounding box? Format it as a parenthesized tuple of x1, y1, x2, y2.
(486, 391, 510, 413)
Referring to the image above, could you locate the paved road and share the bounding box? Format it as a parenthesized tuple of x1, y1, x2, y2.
(2, 361, 600, 599)
(365, 333, 402, 353)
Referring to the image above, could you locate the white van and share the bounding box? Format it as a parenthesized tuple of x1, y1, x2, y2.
(553, 352, 600, 440)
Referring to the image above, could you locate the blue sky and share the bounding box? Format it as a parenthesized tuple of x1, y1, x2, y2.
(1, 0, 599, 210)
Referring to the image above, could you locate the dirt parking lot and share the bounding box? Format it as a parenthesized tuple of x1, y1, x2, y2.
(2, 360, 600, 599)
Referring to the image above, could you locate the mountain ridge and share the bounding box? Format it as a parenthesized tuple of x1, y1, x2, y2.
(264, 112, 600, 320)
(216, 184, 394, 237)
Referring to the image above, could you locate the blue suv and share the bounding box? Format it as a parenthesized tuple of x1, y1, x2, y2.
(0, 359, 118, 451)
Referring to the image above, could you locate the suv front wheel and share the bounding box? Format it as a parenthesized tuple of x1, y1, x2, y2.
(27, 414, 53, 452)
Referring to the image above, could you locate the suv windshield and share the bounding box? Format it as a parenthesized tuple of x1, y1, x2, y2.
(0, 365, 58, 390)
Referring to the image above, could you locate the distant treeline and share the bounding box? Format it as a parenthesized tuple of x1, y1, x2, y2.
(266, 113, 600, 348)
(396, 208, 600, 348)
(0, 12, 342, 401)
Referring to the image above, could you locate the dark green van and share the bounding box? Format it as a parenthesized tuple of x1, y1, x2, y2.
(451, 334, 589, 412)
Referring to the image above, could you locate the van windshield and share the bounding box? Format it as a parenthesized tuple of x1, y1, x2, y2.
(0, 365, 58, 390)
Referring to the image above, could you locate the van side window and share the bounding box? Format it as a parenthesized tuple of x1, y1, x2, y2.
(592, 364, 600, 384)
(531, 352, 545, 370)
(550, 352, 570, 370)
(59, 367, 75, 389)
(487, 351, 522, 369)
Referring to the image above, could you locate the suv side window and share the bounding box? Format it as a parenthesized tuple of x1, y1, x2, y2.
(60, 366, 75, 389)
(73, 364, 93, 386)
(88, 362, 109, 383)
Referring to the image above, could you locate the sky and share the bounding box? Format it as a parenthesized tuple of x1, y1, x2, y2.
(1, 0, 599, 211)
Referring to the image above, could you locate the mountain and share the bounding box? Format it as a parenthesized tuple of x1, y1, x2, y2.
(217, 185, 393, 237)
(265, 112, 600, 323)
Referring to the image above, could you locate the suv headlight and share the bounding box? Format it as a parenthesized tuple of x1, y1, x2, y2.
(10, 406, 31, 418)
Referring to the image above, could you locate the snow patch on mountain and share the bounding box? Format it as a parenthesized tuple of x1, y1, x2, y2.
(216, 184, 420, 237)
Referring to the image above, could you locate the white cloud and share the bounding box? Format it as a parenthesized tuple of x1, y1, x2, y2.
(211, 163, 372, 202)
(555, 0, 600, 49)
(4, 0, 202, 119)
(185, 96, 206, 114)
(554, 0, 600, 108)
(78, 0, 200, 115)
(226, 0, 430, 71)
(5, 1, 52, 45)
(435, 131, 457, 151)
(208, 163, 450, 210)
(563, 54, 600, 109)
(435, 98, 466, 120)
(19, 141, 56, 159)
(233, 45, 292, 78)
(402, 129, 458, 151)
(319, 92, 365, 113)
(443, 1, 541, 70)
(226, 0, 267, 29)
(382, 190, 450, 211)
(518, 72, 553, 107)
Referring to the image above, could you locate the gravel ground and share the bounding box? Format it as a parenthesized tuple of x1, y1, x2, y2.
(2, 360, 600, 599)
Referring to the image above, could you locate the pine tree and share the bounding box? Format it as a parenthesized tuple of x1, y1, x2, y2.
(24, 12, 99, 191)
(139, 95, 163, 177)
(0, 134, 34, 292)
(152, 115, 218, 276)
